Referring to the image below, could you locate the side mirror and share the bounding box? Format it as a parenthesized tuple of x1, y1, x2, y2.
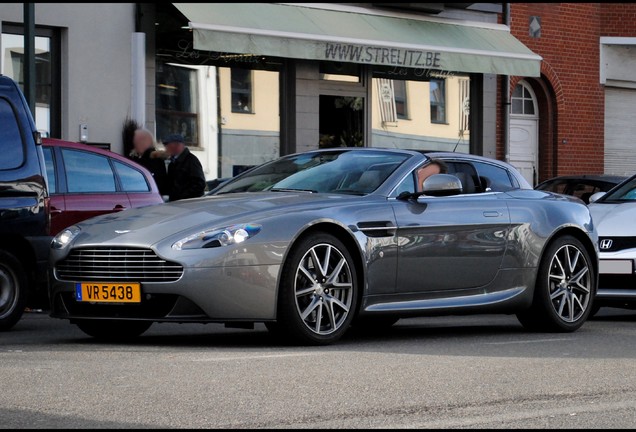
(588, 192, 606, 204)
(422, 174, 463, 197)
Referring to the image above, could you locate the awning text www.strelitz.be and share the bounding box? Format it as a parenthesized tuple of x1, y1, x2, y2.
(324, 43, 442, 68)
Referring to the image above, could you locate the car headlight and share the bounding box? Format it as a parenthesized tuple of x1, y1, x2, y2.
(172, 223, 262, 250)
(51, 226, 81, 249)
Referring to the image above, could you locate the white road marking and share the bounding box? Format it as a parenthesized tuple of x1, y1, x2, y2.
(191, 352, 318, 362)
(485, 337, 572, 345)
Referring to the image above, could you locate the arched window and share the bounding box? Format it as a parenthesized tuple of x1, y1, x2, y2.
(511, 81, 537, 116)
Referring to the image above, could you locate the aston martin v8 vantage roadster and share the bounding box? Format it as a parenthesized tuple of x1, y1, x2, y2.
(49, 148, 599, 345)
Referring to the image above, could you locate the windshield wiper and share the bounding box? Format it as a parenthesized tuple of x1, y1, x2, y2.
(270, 188, 317, 193)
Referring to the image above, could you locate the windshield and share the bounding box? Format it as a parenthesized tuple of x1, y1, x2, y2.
(599, 176, 636, 202)
(213, 150, 410, 196)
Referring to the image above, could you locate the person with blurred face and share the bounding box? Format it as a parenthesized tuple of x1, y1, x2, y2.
(163, 133, 206, 202)
(129, 128, 169, 196)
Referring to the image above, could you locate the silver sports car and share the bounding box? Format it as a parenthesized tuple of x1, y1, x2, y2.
(49, 148, 599, 345)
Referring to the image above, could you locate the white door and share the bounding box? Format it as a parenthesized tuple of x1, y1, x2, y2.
(510, 118, 538, 186)
(509, 81, 539, 186)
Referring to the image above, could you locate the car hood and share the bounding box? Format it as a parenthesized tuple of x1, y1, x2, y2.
(588, 202, 636, 236)
(69, 192, 362, 246)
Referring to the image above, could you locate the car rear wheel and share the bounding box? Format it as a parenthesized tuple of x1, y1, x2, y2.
(0, 251, 28, 331)
(275, 233, 358, 345)
(517, 235, 594, 332)
(74, 319, 152, 340)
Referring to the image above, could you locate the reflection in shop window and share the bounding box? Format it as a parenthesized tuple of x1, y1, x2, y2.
(393, 80, 408, 119)
(1, 29, 58, 137)
(371, 74, 470, 154)
(430, 79, 446, 124)
(156, 62, 199, 147)
(231, 68, 253, 113)
(219, 66, 280, 178)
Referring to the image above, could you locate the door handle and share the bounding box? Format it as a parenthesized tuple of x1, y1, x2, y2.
(113, 204, 127, 211)
(50, 206, 62, 215)
(483, 211, 502, 218)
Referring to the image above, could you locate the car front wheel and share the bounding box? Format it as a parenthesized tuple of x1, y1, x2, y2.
(0, 251, 28, 331)
(274, 233, 358, 345)
(517, 235, 595, 332)
(74, 319, 153, 341)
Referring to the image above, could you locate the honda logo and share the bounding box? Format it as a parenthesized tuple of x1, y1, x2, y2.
(600, 239, 613, 250)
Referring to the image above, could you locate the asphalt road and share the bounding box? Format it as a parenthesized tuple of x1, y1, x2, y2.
(2, 309, 636, 429)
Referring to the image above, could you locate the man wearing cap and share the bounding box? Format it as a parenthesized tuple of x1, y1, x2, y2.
(163, 133, 206, 202)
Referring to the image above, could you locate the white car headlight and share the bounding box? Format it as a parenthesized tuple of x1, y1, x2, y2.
(172, 224, 262, 250)
(51, 226, 81, 249)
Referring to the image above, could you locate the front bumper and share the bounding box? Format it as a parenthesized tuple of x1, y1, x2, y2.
(597, 249, 636, 305)
(49, 265, 280, 322)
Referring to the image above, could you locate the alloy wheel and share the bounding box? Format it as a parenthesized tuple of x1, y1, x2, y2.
(294, 243, 354, 335)
(547, 244, 591, 323)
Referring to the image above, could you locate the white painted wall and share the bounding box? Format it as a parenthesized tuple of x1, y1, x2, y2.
(0, 3, 135, 153)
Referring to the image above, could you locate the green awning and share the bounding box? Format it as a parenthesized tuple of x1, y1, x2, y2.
(174, 3, 541, 77)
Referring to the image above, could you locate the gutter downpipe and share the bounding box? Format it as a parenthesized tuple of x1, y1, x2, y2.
(503, 2, 511, 164)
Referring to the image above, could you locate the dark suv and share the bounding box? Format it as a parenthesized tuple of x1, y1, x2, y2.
(0, 75, 50, 330)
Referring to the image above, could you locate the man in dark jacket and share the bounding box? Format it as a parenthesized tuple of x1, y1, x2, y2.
(163, 133, 206, 201)
(129, 128, 169, 196)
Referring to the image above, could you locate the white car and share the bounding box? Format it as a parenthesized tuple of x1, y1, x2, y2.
(588, 175, 636, 314)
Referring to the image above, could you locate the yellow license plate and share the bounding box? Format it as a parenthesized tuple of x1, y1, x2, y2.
(75, 282, 141, 303)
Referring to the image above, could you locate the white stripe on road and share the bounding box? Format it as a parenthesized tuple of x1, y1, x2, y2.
(191, 352, 318, 362)
(485, 338, 572, 345)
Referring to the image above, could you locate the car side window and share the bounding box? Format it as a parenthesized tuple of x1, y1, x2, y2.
(61, 148, 116, 193)
(0, 98, 25, 170)
(113, 161, 150, 192)
(539, 180, 568, 194)
(42, 147, 56, 194)
(444, 161, 480, 194)
(473, 161, 515, 192)
(394, 171, 416, 196)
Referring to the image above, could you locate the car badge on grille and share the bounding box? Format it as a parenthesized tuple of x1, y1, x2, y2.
(115, 230, 131, 234)
(600, 239, 613, 250)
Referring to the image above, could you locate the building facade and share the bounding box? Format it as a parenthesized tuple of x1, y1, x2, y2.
(2, 3, 543, 183)
(500, 2, 636, 185)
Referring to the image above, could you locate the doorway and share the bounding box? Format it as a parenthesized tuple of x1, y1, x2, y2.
(319, 95, 365, 148)
(509, 80, 539, 186)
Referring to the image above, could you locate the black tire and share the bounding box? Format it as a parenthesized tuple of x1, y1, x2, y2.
(588, 302, 602, 318)
(0, 250, 28, 331)
(75, 319, 152, 341)
(276, 233, 359, 345)
(517, 235, 595, 332)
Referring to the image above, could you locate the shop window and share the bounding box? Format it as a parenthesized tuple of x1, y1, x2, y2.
(393, 80, 408, 119)
(371, 73, 471, 153)
(231, 68, 253, 113)
(1, 25, 60, 138)
(156, 62, 200, 147)
(430, 79, 446, 124)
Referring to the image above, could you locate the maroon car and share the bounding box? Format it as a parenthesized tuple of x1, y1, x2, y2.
(42, 138, 164, 236)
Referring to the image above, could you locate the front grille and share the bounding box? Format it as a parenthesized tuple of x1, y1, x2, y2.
(55, 248, 184, 282)
(599, 237, 636, 253)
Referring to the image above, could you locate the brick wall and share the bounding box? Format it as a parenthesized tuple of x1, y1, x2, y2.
(497, 3, 607, 177)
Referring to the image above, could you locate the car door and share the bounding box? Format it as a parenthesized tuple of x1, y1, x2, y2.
(41, 145, 68, 236)
(391, 163, 511, 294)
(58, 147, 131, 229)
(111, 159, 164, 208)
